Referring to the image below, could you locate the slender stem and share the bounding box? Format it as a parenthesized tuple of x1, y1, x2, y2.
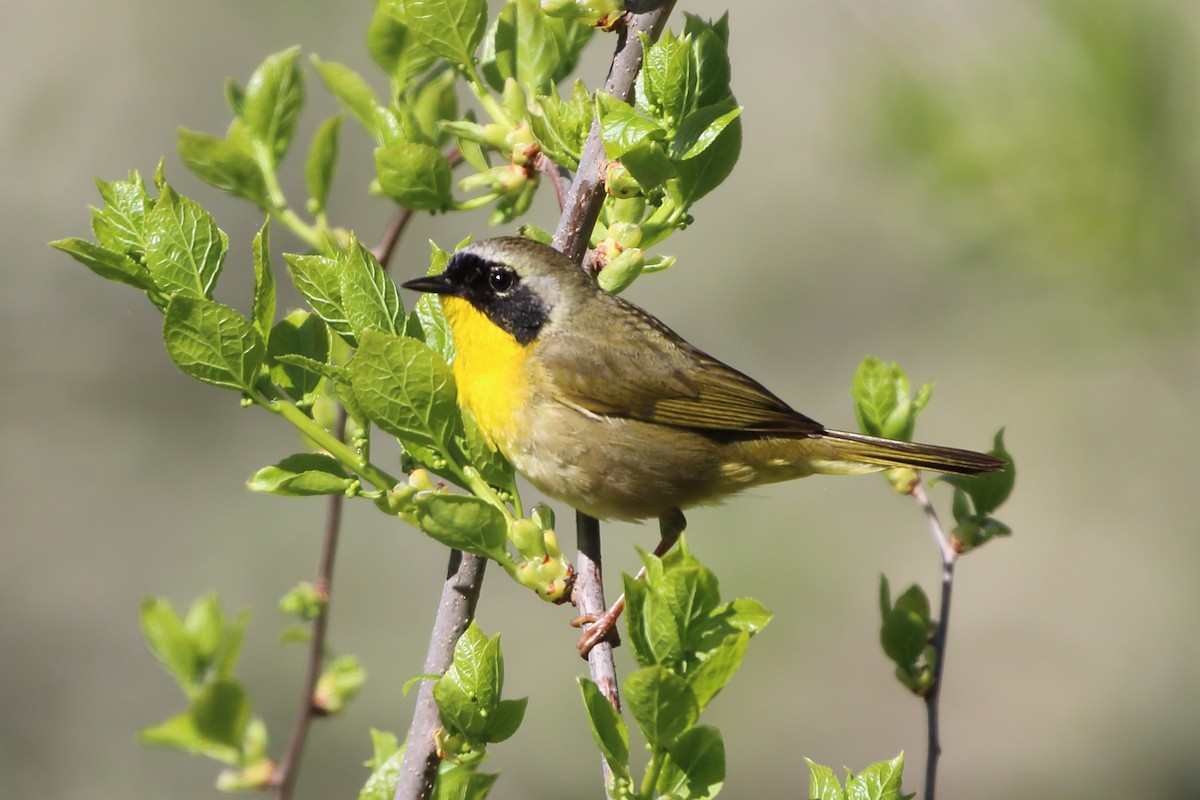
(548, 8, 677, 799)
(395, 551, 488, 800)
(910, 478, 956, 800)
(371, 207, 416, 266)
(271, 407, 349, 799)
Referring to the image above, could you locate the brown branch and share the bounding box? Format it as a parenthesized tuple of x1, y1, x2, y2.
(395, 551, 488, 800)
(910, 478, 956, 800)
(548, 3, 677, 796)
(271, 406, 349, 800)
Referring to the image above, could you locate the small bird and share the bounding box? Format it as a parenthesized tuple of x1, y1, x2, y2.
(403, 236, 1003, 650)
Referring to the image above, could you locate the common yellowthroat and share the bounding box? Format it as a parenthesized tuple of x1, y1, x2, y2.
(403, 237, 1002, 648)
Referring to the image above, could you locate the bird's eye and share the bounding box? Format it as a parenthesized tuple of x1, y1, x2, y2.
(488, 267, 515, 294)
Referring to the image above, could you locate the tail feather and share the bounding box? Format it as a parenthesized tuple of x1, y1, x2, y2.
(819, 429, 1004, 476)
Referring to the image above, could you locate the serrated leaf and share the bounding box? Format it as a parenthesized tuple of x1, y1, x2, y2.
(375, 143, 453, 210)
(248, 453, 354, 496)
(91, 172, 154, 257)
(624, 665, 699, 749)
(413, 493, 507, 560)
(683, 13, 734, 108)
(305, 115, 342, 215)
(177, 128, 269, 207)
(435, 622, 504, 740)
(251, 221, 275, 340)
(640, 29, 697, 126)
(845, 752, 906, 800)
(144, 186, 227, 299)
(162, 296, 265, 392)
(140, 596, 198, 691)
(717, 596, 773, 634)
(806, 758, 846, 800)
(368, 3, 438, 88)
(578, 677, 630, 772)
(348, 330, 461, 457)
(597, 92, 666, 159)
(528, 80, 592, 171)
(339, 239, 404, 339)
(398, 0, 488, 69)
(243, 46, 305, 166)
(285, 253, 355, 343)
(657, 725, 725, 800)
(268, 310, 330, 402)
(51, 238, 159, 297)
(359, 732, 405, 800)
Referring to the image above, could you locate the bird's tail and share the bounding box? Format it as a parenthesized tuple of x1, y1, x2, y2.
(814, 429, 1004, 476)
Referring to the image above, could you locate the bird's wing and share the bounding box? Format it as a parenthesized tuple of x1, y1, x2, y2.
(538, 295, 823, 436)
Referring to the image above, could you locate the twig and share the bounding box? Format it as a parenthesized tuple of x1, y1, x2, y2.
(395, 551, 488, 800)
(271, 406, 349, 800)
(910, 478, 956, 800)
(549, 5, 677, 798)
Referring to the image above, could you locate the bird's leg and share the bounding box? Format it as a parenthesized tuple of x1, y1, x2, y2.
(573, 509, 686, 657)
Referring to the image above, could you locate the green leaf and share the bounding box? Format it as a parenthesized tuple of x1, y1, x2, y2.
(183, 594, 224, 668)
(285, 253, 355, 344)
(224, 77, 246, 119)
(485, 697, 527, 743)
(578, 677, 630, 772)
(622, 572, 657, 667)
(397, 0, 488, 69)
(597, 91, 666, 159)
(684, 631, 748, 710)
(91, 172, 154, 258)
(50, 237, 158, 297)
(851, 357, 931, 442)
(639, 28, 697, 126)
(716, 596, 773, 634)
(312, 57, 397, 144)
(431, 766, 498, 800)
(140, 596, 198, 691)
(359, 734, 405, 800)
(305, 115, 342, 215)
(139, 710, 240, 765)
(144, 186, 228, 299)
(268, 310, 330, 402)
(620, 139, 677, 190)
(177, 128, 269, 206)
(339, 238, 405, 339)
(213, 609, 249, 679)
(845, 752, 906, 800)
(162, 296, 266, 392)
(251, 221, 275, 340)
(434, 622, 505, 740)
(624, 665, 699, 749)
(411, 70, 459, 147)
(248, 453, 354, 496)
(368, 3, 438, 88)
(657, 725, 725, 800)
(528, 79, 592, 171)
(672, 113, 741, 206)
(243, 46, 305, 166)
(671, 103, 742, 160)
(941, 428, 1015, 514)
(806, 758, 846, 800)
(190, 679, 251, 755)
(316, 654, 367, 714)
(683, 13, 734, 108)
(413, 493, 508, 560)
(375, 143, 453, 210)
(880, 605, 928, 670)
(348, 330, 461, 457)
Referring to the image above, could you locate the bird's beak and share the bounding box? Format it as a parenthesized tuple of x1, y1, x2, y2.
(401, 274, 456, 295)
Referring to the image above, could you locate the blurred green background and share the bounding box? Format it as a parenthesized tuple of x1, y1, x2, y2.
(4, 0, 1198, 798)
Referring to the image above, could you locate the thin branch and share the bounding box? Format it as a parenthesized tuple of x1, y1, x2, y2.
(548, 5, 677, 798)
(395, 551, 488, 800)
(910, 478, 956, 800)
(271, 406, 349, 800)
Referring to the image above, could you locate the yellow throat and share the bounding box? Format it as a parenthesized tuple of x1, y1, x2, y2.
(441, 295, 529, 452)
